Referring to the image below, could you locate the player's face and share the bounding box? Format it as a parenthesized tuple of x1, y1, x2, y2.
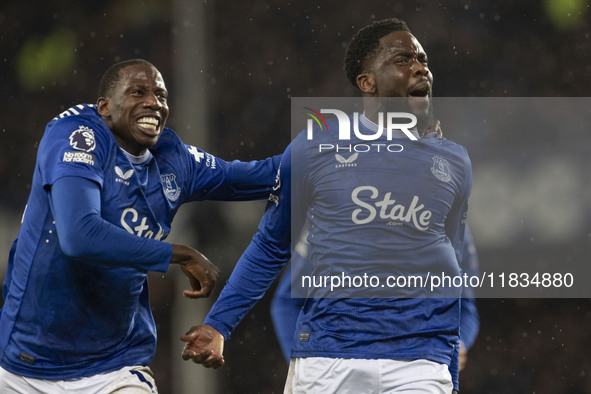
(98, 63, 169, 156)
(367, 31, 433, 114)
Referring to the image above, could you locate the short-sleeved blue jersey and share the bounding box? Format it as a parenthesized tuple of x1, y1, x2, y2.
(0, 104, 279, 379)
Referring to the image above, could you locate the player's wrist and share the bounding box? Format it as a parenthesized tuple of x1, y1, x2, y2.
(170, 244, 194, 265)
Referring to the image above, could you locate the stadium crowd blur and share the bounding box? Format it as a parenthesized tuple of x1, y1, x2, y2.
(1, 1, 590, 393)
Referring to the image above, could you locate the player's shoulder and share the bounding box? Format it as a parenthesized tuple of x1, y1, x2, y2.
(152, 127, 201, 165)
(289, 127, 315, 161)
(46, 104, 105, 136)
(42, 104, 114, 148)
(430, 137, 470, 160)
(49, 104, 100, 125)
(418, 136, 472, 180)
(281, 142, 293, 164)
(152, 129, 222, 177)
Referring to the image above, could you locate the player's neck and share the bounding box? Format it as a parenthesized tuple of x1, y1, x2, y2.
(120, 147, 152, 164)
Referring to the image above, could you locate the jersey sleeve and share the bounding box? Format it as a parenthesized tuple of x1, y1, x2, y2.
(203, 146, 293, 338)
(207, 155, 283, 200)
(182, 143, 282, 202)
(39, 115, 111, 189)
(51, 176, 173, 272)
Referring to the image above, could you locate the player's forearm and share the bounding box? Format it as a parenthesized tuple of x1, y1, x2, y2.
(204, 233, 289, 338)
(227, 155, 282, 184)
(51, 176, 172, 271)
(204, 151, 291, 337)
(206, 155, 282, 201)
(58, 209, 172, 271)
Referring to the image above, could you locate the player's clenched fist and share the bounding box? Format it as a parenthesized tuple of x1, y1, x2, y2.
(170, 244, 220, 298)
(181, 324, 225, 368)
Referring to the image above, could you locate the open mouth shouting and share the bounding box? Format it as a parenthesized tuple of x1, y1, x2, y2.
(408, 80, 432, 113)
(408, 80, 431, 99)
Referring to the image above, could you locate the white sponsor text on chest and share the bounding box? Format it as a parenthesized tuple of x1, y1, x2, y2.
(351, 186, 432, 231)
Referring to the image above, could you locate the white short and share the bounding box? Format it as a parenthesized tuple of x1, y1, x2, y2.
(0, 365, 158, 394)
(284, 357, 453, 394)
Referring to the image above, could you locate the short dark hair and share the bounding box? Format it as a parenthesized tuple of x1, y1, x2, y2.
(98, 59, 156, 97)
(344, 18, 411, 89)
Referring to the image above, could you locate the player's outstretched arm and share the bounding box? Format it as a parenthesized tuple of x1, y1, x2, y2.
(170, 244, 220, 298)
(51, 176, 220, 292)
(180, 324, 225, 368)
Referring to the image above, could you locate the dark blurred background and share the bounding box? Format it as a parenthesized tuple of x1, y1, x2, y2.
(1, 1, 590, 393)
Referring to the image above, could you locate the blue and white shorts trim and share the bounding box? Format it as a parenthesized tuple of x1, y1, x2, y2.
(0, 365, 158, 393)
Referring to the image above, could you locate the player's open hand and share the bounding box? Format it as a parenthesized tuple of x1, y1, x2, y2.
(170, 244, 220, 298)
(180, 324, 225, 368)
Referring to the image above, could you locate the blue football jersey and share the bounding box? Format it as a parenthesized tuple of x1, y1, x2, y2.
(270, 224, 480, 364)
(0, 104, 279, 379)
(204, 114, 471, 389)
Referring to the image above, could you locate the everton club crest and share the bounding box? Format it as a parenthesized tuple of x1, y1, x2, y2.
(431, 156, 451, 183)
(161, 173, 181, 202)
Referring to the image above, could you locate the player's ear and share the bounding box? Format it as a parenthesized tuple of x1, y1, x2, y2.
(356, 73, 376, 94)
(97, 97, 111, 117)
